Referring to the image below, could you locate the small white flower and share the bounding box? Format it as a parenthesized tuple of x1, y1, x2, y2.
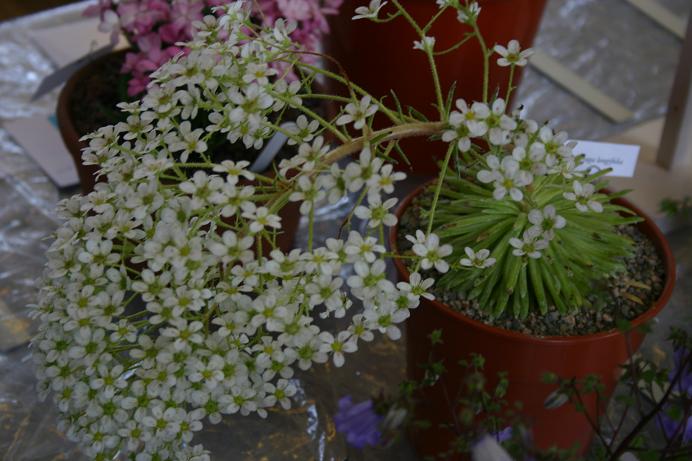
(354, 195, 398, 228)
(212, 160, 254, 185)
(336, 96, 378, 130)
(396, 272, 435, 301)
(166, 121, 208, 162)
(528, 205, 566, 240)
(457, 2, 481, 24)
(344, 146, 383, 192)
(368, 163, 406, 194)
(443, 101, 478, 151)
(509, 227, 549, 259)
(409, 231, 453, 273)
(318, 331, 357, 367)
(285, 115, 320, 146)
(494, 40, 533, 67)
(289, 176, 325, 215)
(482, 156, 531, 202)
(242, 205, 282, 233)
(352, 0, 387, 20)
(344, 231, 385, 263)
(485, 99, 517, 146)
(563, 181, 603, 213)
(460, 247, 496, 268)
(413, 36, 436, 52)
(477, 154, 502, 184)
(347, 260, 394, 299)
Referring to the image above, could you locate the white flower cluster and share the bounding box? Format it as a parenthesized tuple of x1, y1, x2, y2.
(439, 97, 606, 264)
(32, 4, 438, 460)
(445, 102, 588, 202)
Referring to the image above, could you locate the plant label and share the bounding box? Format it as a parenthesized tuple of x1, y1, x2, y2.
(572, 140, 640, 178)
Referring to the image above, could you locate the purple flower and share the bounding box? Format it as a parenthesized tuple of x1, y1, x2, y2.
(334, 395, 382, 449)
(670, 348, 692, 397)
(658, 412, 692, 443)
(493, 426, 513, 443)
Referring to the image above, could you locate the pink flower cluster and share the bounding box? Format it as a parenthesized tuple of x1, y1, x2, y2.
(256, 0, 342, 63)
(85, 0, 343, 96)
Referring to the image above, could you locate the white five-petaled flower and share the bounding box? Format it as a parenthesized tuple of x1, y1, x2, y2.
(478, 155, 531, 201)
(352, 0, 388, 21)
(289, 176, 326, 215)
(318, 331, 357, 367)
(528, 205, 566, 240)
(455, 99, 491, 136)
(413, 36, 436, 52)
(344, 230, 385, 263)
(354, 195, 398, 228)
(284, 115, 320, 146)
(242, 205, 282, 233)
(166, 121, 208, 162)
(509, 227, 549, 259)
(441, 99, 490, 151)
(407, 230, 453, 273)
(397, 272, 435, 301)
(212, 160, 255, 185)
(494, 40, 533, 67)
(563, 181, 603, 213)
(485, 99, 517, 146)
(336, 96, 378, 130)
(460, 247, 496, 269)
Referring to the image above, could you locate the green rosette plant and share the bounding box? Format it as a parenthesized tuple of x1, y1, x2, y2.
(431, 134, 640, 318)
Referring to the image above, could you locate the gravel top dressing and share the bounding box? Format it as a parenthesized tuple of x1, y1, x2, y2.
(396, 189, 665, 337)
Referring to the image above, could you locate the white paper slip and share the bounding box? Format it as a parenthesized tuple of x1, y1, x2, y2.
(571, 140, 640, 178)
(29, 18, 127, 68)
(3, 116, 79, 188)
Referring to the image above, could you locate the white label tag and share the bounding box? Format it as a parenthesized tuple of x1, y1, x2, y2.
(571, 140, 640, 178)
(3, 116, 79, 188)
(29, 18, 126, 68)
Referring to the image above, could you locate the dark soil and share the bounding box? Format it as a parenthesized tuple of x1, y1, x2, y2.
(69, 52, 131, 136)
(396, 188, 666, 337)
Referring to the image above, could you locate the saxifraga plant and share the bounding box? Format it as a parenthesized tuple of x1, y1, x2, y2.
(431, 141, 641, 317)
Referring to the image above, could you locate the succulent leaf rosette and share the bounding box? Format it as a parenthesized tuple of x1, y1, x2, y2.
(33, 1, 637, 459)
(432, 107, 638, 317)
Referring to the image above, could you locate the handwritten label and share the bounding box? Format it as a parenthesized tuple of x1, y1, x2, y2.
(572, 140, 640, 178)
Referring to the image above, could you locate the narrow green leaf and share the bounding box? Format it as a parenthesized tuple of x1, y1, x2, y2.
(528, 259, 548, 314)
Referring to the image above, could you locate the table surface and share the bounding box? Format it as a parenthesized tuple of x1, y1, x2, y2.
(1, 1, 691, 460)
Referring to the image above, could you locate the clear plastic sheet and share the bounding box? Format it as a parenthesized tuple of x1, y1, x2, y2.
(516, 0, 692, 139)
(0, 1, 690, 459)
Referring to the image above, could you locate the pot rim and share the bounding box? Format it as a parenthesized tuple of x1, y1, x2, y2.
(389, 180, 676, 345)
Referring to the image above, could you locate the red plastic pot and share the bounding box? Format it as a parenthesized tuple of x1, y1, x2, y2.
(389, 182, 676, 457)
(325, 0, 547, 175)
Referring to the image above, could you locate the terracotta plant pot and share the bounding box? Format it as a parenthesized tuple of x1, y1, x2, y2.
(56, 51, 299, 253)
(389, 182, 676, 457)
(325, 0, 548, 175)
